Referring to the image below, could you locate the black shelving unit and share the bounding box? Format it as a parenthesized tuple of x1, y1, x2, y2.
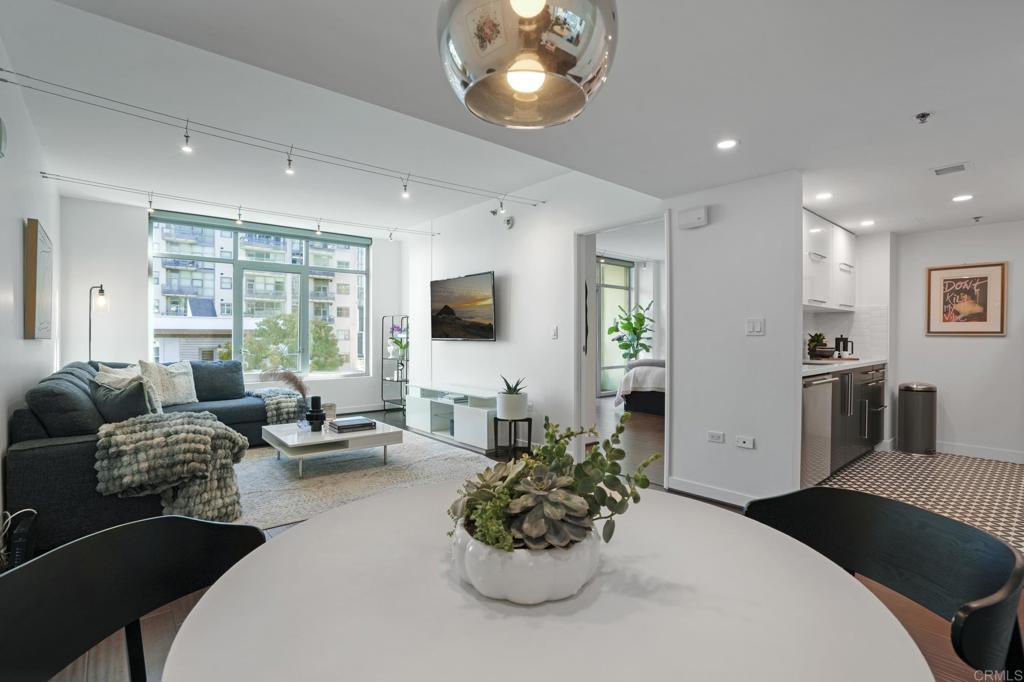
(381, 314, 409, 413)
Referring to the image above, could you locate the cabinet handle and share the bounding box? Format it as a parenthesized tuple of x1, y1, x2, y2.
(807, 298, 827, 304)
(846, 375, 854, 417)
(871, 405, 888, 412)
(838, 304, 855, 308)
(804, 377, 839, 387)
(867, 380, 885, 387)
(809, 251, 828, 260)
(861, 399, 870, 438)
(839, 262, 854, 271)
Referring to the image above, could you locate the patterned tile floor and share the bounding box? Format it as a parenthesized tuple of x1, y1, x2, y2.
(823, 450, 1024, 552)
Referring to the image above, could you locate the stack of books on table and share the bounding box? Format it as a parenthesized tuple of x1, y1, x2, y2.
(328, 417, 376, 434)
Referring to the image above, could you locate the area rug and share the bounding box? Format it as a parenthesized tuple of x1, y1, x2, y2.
(822, 450, 1024, 552)
(235, 430, 492, 529)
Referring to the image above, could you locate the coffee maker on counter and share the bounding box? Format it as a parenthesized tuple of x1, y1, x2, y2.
(835, 335, 856, 359)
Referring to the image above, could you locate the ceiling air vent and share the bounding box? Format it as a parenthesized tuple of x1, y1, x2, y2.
(932, 162, 968, 176)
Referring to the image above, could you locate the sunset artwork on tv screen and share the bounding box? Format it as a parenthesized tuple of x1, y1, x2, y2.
(431, 272, 496, 340)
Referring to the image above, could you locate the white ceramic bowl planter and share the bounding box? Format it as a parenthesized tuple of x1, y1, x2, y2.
(496, 392, 528, 420)
(451, 522, 601, 605)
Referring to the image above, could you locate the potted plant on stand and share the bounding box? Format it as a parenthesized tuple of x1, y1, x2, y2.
(608, 301, 654, 361)
(496, 375, 528, 421)
(449, 413, 661, 605)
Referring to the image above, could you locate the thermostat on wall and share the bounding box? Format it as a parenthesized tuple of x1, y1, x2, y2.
(676, 206, 708, 229)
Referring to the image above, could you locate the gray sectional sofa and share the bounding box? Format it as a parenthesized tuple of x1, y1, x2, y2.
(5, 360, 273, 552)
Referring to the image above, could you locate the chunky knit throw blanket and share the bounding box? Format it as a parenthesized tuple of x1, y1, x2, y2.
(246, 387, 305, 425)
(95, 412, 248, 522)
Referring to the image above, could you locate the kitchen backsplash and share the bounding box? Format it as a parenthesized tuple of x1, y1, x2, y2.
(803, 306, 889, 360)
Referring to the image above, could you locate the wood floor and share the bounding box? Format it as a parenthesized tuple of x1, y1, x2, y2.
(594, 396, 665, 486)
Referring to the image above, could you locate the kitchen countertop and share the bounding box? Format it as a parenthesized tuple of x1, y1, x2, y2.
(802, 358, 887, 377)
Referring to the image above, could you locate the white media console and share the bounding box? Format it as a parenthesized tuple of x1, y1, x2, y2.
(405, 385, 505, 453)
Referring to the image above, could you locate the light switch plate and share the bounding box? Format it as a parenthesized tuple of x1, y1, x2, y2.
(551, 325, 559, 340)
(707, 431, 725, 444)
(745, 318, 766, 336)
(735, 435, 755, 449)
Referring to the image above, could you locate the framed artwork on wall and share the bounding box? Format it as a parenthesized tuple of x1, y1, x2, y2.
(927, 261, 1007, 336)
(24, 218, 54, 340)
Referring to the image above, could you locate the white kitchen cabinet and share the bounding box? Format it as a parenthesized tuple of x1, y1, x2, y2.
(803, 211, 832, 306)
(832, 225, 856, 310)
(802, 210, 857, 311)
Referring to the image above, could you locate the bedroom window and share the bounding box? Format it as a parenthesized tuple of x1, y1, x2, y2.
(149, 211, 371, 377)
(597, 257, 634, 396)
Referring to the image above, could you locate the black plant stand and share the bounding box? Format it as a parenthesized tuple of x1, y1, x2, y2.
(493, 417, 533, 460)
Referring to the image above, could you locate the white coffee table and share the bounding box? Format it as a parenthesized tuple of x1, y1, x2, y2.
(261, 421, 403, 478)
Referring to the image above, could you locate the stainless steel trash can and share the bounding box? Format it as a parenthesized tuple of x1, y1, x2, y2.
(899, 382, 937, 454)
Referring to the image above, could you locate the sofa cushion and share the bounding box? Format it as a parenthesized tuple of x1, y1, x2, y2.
(9, 408, 48, 444)
(140, 360, 198, 407)
(189, 360, 245, 402)
(164, 397, 267, 425)
(25, 365, 105, 437)
(90, 374, 154, 423)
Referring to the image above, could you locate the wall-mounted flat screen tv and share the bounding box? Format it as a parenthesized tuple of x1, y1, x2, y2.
(431, 271, 496, 341)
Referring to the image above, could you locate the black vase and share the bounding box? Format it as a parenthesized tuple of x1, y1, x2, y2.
(306, 395, 326, 432)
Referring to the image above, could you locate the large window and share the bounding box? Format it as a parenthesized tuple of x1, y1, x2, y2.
(597, 257, 634, 395)
(150, 211, 371, 376)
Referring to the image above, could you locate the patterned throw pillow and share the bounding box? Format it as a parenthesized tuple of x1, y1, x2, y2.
(98, 363, 162, 413)
(139, 360, 198, 407)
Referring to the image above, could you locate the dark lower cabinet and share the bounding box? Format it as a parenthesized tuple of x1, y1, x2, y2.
(831, 365, 886, 474)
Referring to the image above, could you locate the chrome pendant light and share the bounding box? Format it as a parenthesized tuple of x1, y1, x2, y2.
(438, 0, 617, 129)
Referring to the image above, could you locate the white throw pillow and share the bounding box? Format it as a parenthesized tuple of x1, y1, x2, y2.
(98, 363, 163, 413)
(139, 360, 198, 407)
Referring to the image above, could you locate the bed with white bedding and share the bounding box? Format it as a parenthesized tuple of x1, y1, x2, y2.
(614, 359, 666, 415)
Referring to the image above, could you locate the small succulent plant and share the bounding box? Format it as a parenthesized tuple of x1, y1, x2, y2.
(448, 412, 661, 551)
(500, 375, 526, 394)
(508, 466, 592, 549)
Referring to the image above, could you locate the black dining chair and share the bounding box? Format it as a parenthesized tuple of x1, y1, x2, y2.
(745, 487, 1024, 676)
(0, 515, 266, 682)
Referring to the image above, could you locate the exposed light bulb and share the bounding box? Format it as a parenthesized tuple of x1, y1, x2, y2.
(147, 192, 154, 214)
(235, 207, 243, 225)
(499, 201, 506, 214)
(315, 220, 322, 236)
(401, 182, 410, 199)
(285, 158, 295, 175)
(181, 119, 193, 153)
(506, 57, 546, 94)
(510, 0, 546, 18)
(716, 139, 739, 150)
(95, 286, 107, 309)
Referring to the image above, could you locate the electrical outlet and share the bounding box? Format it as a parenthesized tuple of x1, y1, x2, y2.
(735, 435, 755, 449)
(707, 430, 725, 444)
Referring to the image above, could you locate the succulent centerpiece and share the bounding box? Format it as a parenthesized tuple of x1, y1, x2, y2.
(449, 413, 661, 604)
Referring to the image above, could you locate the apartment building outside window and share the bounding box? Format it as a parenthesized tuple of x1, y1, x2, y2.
(150, 211, 370, 376)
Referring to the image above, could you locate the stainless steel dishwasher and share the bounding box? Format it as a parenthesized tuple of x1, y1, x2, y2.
(802, 374, 838, 488)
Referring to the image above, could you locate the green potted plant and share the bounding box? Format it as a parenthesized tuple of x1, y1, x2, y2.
(608, 301, 654, 361)
(807, 332, 830, 359)
(496, 375, 527, 420)
(449, 413, 661, 605)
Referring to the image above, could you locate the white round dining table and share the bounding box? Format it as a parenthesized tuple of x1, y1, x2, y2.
(164, 482, 932, 681)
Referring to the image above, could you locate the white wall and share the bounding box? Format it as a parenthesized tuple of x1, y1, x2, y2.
(893, 220, 1024, 462)
(0, 35, 62, 506)
(58, 197, 405, 413)
(401, 172, 661, 431)
(666, 171, 803, 505)
(60, 197, 150, 363)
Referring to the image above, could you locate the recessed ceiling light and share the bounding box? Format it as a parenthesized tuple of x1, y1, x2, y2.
(815, 192, 833, 201)
(952, 194, 974, 203)
(716, 139, 739, 150)
(860, 220, 875, 227)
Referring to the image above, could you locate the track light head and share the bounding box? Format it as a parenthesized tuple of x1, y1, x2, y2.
(499, 201, 506, 214)
(285, 146, 295, 175)
(388, 231, 394, 241)
(315, 220, 322, 236)
(235, 206, 243, 225)
(181, 120, 193, 153)
(147, 192, 154, 214)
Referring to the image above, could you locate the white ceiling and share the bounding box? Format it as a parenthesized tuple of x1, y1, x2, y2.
(0, 1, 573, 239)
(48, 0, 1024, 235)
(597, 219, 665, 262)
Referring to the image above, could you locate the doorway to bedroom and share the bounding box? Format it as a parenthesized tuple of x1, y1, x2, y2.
(575, 216, 668, 487)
